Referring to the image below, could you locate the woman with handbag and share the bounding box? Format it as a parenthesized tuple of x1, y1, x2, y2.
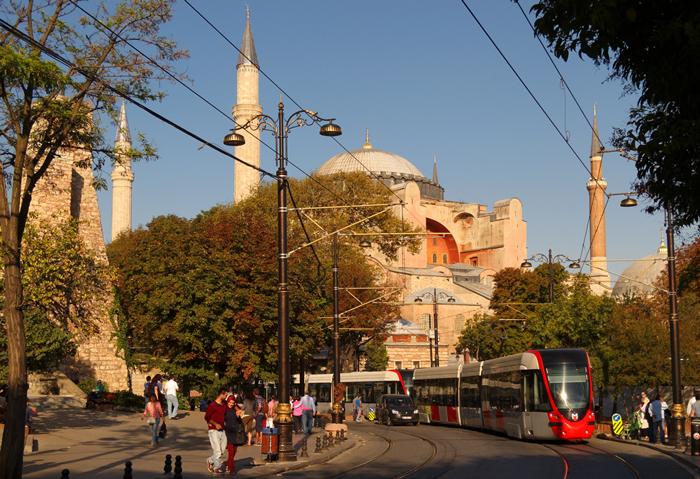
(143, 394, 164, 447)
(224, 395, 246, 475)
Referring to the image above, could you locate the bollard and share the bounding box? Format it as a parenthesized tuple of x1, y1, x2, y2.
(328, 432, 334, 447)
(341, 429, 346, 441)
(691, 419, 700, 456)
(60, 469, 70, 479)
(123, 461, 133, 479)
(335, 430, 340, 445)
(173, 455, 183, 479)
(164, 454, 173, 474)
(300, 436, 309, 458)
(315, 436, 322, 453)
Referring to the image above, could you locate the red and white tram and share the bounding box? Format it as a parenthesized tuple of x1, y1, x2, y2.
(412, 349, 595, 441)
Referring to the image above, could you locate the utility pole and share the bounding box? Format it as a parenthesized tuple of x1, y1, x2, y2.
(433, 288, 440, 367)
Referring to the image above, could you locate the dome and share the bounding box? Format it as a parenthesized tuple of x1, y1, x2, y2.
(317, 131, 425, 178)
(612, 242, 668, 297)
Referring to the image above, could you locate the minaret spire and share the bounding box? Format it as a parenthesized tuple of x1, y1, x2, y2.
(362, 128, 372, 149)
(111, 100, 134, 241)
(432, 155, 439, 184)
(587, 104, 610, 293)
(233, 8, 263, 203)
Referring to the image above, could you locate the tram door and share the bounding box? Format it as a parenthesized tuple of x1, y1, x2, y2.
(522, 374, 533, 437)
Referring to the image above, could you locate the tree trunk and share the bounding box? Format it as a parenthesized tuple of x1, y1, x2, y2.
(0, 229, 28, 479)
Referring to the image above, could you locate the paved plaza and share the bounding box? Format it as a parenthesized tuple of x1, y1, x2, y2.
(22, 404, 345, 478)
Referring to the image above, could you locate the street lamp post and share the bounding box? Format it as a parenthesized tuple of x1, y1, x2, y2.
(224, 102, 341, 462)
(332, 232, 342, 424)
(414, 289, 456, 367)
(520, 249, 580, 302)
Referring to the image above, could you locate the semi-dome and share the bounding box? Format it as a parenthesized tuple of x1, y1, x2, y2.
(612, 242, 668, 297)
(317, 132, 424, 178)
(316, 131, 444, 201)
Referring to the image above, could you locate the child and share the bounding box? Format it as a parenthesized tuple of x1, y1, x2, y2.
(143, 394, 164, 446)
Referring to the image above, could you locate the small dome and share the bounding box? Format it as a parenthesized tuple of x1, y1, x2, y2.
(612, 242, 668, 297)
(317, 131, 425, 178)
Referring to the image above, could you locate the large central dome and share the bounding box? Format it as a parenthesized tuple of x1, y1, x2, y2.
(317, 132, 425, 178)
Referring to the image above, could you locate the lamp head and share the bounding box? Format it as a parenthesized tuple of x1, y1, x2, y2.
(568, 261, 581, 269)
(359, 239, 372, 249)
(320, 122, 342, 137)
(414, 297, 423, 303)
(223, 130, 246, 146)
(620, 196, 638, 208)
(520, 260, 533, 269)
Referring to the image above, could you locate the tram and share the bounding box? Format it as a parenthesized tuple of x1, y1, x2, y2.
(294, 370, 407, 415)
(412, 349, 595, 441)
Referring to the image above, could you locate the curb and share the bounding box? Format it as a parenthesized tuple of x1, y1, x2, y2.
(244, 437, 357, 476)
(597, 433, 700, 475)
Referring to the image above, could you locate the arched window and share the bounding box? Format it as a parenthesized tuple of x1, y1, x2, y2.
(442, 254, 448, 264)
(432, 253, 437, 263)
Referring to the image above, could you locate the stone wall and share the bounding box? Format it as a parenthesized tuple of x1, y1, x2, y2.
(29, 146, 129, 391)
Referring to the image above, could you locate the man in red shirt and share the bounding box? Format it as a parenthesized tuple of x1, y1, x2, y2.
(204, 388, 228, 473)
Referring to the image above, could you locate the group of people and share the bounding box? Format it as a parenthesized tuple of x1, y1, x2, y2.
(635, 389, 700, 444)
(141, 374, 180, 447)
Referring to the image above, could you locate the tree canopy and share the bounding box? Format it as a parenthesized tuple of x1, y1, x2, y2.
(530, 0, 700, 227)
(108, 172, 419, 390)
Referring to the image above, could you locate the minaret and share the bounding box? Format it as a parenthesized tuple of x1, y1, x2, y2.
(111, 101, 133, 241)
(432, 155, 439, 184)
(587, 106, 611, 293)
(232, 7, 263, 203)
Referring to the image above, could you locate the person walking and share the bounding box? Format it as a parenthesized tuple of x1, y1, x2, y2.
(143, 394, 164, 447)
(292, 396, 303, 433)
(266, 395, 278, 428)
(649, 392, 665, 444)
(143, 375, 152, 406)
(224, 395, 245, 476)
(253, 388, 266, 445)
(242, 392, 255, 446)
(638, 391, 650, 440)
(300, 391, 315, 435)
(354, 394, 363, 422)
(205, 388, 228, 474)
(690, 390, 700, 418)
(165, 376, 180, 419)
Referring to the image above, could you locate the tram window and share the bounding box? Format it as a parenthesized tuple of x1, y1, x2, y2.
(317, 383, 331, 403)
(523, 371, 551, 412)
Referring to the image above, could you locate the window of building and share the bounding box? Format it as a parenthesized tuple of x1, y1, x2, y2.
(432, 237, 437, 246)
(432, 253, 437, 263)
(394, 361, 403, 369)
(413, 361, 420, 369)
(470, 256, 478, 266)
(442, 254, 448, 264)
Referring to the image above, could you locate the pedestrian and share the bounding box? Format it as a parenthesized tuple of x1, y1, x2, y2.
(292, 395, 303, 433)
(224, 395, 246, 476)
(690, 390, 700, 418)
(648, 392, 665, 444)
(165, 376, 179, 419)
(143, 394, 164, 447)
(253, 388, 266, 446)
(242, 392, 255, 446)
(354, 394, 363, 422)
(266, 395, 278, 428)
(300, 390, 315, 435)
(687, 389, 700, 417)
(205, 388, 228, 474)
(638, 391, 650, 440)
(143, 375, 152, 406)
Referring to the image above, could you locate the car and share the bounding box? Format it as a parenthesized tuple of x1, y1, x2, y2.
(375, 394, 419, 426)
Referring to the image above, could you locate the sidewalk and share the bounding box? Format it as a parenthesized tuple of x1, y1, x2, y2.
(22, 406, 356, 478)
(598, 433, 700, 474)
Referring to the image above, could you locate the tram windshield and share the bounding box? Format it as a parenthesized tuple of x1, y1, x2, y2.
(545, 363, 590, 412)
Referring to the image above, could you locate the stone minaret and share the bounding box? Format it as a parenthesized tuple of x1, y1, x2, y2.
(111, 101, 134, 241)
(587, 106, 611, 293)
(232, 8, 262, 203)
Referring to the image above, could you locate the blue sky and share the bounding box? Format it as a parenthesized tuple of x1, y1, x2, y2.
(95, 0, 672, 279)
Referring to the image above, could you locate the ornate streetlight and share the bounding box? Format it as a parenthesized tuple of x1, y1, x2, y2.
(413, 289, 456, 367)
(520, 249, 580, 302)
(224, 102, 341, 462)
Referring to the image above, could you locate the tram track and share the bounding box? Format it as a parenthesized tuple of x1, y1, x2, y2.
(561, 443, 642, 479)
(539, 441, 644, 479)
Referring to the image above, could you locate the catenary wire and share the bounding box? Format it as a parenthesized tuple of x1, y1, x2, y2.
(513, 0, 605, 149)
(457, 0, 608, 196)
(181, 0, 410, 208)
(0, 18, 276, 179)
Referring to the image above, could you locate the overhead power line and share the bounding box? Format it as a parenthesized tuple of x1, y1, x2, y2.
(0, 18, 276, 179)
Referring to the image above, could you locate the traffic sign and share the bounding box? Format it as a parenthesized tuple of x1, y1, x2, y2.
(612, 413, 623, 436)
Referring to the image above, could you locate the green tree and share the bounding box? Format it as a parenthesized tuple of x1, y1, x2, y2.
(0, 2, 183, 474)
(364, 337, 389, 371)
(108, 172, 419, 390)
(530, 1, 700, 227)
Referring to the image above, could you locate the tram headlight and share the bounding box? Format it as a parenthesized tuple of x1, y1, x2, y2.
(413, 409, 419, 414)
(391, 409, 400, 415)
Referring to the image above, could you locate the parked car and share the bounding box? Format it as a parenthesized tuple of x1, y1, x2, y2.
(376, 394, 419, 426)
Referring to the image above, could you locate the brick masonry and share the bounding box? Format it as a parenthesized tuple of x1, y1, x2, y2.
(29, 146, 129, 391)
